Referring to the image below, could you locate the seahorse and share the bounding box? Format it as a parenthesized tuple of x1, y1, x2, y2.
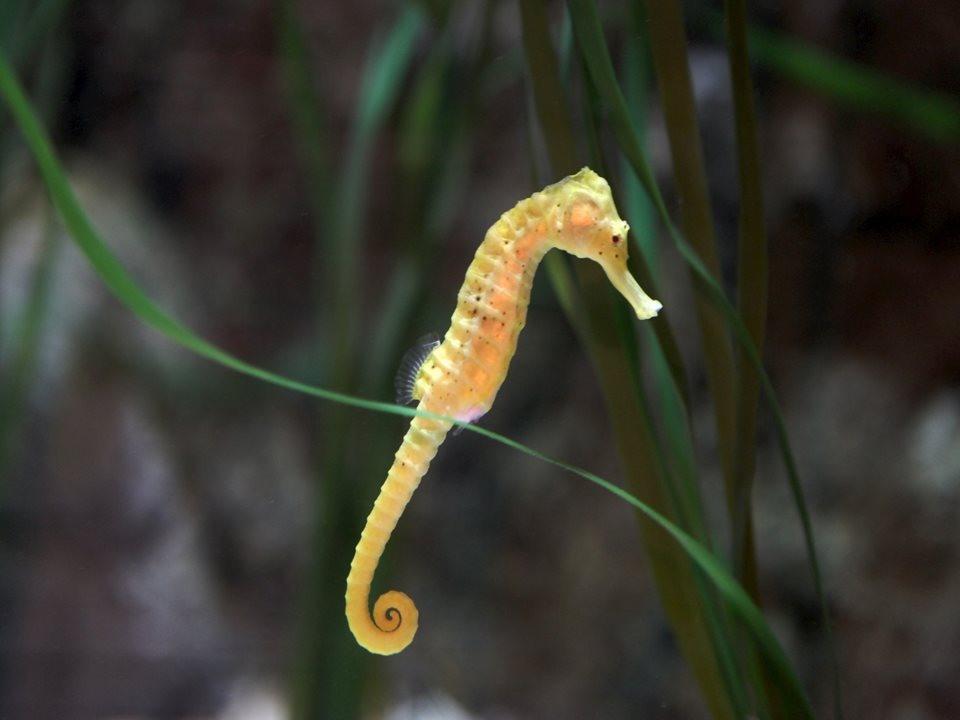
(345, 167, 662, 655)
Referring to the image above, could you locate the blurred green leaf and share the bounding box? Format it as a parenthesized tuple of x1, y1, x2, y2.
(0, 1, 24, 53)
(7, 0, 71, 64)
(277, 4, 426, 718)
(566, 1, 832, 715)
(642, 0, 741, 534)
(0, 208, 60, 485)
(637, 13, 771, 662)
(328, 1, 424, 384)
(278, 0, 335, 246)
(723, 0, 766, 596)
(747, 22, 960, 146)
(523, 2, 740, 717)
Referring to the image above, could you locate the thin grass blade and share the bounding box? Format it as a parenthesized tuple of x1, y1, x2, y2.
(523, 4, 738, 717)
(747, 22, 960, 146)
(639, 0, 743, 561)
(565, 2, 834, 715)
(277, 3, 372, 716)
(586, 13, 751, 716)
(328, 2, 424, 385)
(8, 0, 71, 65)
(723, 0, 766, 596)
(0, 208, 60, 484)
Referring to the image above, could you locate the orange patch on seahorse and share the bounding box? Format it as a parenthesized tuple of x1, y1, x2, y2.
(469, 364, 489, 387)
(515, 220, 546, 258)
(478, 341, 499, 367)
(570, 201, 595, 227)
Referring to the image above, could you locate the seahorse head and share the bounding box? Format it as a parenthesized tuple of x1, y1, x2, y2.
(550, 168, 662, 319)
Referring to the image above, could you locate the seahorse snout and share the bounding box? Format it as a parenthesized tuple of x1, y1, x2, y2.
(601, 259, 662, 320)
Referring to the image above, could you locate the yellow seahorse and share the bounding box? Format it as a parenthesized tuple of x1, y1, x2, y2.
(345, 167, 661, 655)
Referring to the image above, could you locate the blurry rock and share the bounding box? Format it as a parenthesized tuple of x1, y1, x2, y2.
(0, 159, 200, 410)
(8, 377, 231, 719)
(756, 356, 960, 718)
(1, 160, 314, 718)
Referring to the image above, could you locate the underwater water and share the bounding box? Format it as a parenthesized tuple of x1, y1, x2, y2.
(2, 1, 960, 718)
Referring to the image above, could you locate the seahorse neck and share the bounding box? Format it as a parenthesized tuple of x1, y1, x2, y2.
(469, 197, 556, 348)
(488, 194, 557, 267)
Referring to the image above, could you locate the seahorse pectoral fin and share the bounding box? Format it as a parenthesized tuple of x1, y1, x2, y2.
(601, 261, 662, 320)
(394, 332, 441, 404)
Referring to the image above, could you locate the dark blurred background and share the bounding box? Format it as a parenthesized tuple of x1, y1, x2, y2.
(1, 0, 959, 718)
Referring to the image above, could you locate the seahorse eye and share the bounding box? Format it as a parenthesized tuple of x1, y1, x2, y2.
(612, 234, 621, 244)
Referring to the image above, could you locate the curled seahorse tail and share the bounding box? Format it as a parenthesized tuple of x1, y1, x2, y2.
(345, 416, 451, 655)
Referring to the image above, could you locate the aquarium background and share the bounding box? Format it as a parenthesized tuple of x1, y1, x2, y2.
(1, 0, 959, 718)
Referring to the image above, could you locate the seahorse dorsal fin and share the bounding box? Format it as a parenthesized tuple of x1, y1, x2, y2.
(394, 332, 440, 405)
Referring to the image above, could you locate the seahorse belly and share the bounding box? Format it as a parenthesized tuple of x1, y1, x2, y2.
(416, 199, 552, 421)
